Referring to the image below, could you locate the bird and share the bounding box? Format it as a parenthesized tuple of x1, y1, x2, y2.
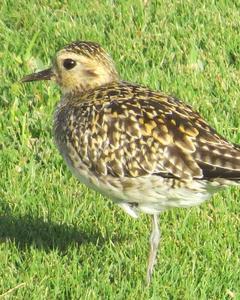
(21, 41, 240, 284)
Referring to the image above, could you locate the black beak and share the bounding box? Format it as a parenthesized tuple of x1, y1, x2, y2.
(20, 68, 54, 83)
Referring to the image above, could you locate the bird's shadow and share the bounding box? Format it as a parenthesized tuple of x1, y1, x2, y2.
(0, 213, 107, 253)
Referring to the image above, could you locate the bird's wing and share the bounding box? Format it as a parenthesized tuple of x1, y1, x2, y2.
(70, 83, 240, 180)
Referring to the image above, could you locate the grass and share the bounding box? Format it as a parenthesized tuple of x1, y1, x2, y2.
(0, 0, 240, 299)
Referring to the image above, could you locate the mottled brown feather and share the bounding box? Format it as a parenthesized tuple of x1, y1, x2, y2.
(54, 81, 240, 181)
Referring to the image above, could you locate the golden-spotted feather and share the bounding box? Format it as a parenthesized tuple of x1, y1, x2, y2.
(63, 81, 240, 181)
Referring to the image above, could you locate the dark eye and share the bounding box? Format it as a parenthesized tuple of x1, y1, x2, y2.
(63, 59, 77, 70)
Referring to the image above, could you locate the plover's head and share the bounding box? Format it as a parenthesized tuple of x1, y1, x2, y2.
(21, 41, 119, 94)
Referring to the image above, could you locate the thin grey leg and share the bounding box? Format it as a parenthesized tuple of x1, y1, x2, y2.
(146, 213, 160, 285)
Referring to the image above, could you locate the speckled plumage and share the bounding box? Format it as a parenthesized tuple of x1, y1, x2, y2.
(21, 41, 240, 284)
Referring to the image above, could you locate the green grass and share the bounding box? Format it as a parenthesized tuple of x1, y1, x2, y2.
(0, 0, 240, 299)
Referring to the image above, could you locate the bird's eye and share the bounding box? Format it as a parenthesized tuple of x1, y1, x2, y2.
(63, 59, 77, 70)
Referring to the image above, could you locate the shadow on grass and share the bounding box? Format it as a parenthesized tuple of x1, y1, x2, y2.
(0, 214, 106, 253)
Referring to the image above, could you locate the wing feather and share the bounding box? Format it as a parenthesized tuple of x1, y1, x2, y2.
(69, 82, 240, 180)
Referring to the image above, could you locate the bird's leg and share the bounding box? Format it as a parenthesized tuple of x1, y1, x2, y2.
(146, 213, 160, 285)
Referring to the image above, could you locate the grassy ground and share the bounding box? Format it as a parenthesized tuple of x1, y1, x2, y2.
(0, 0, 240, 299)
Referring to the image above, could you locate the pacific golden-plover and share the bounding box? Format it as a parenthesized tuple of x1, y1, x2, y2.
(21, 41, 240, 284)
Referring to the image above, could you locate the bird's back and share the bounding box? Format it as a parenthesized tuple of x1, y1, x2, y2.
(54, 81, 240, 179)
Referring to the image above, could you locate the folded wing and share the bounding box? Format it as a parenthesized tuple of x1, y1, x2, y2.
(70, 82, 240, 181)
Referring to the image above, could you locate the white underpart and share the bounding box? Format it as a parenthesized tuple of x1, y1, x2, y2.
(56, 143, 227, 218)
